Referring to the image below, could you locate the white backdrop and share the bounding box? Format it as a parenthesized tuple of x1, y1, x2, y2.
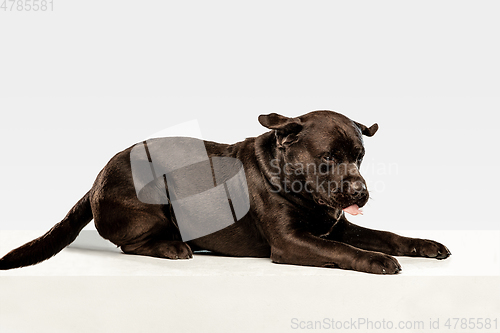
(0, 1, 499, 231)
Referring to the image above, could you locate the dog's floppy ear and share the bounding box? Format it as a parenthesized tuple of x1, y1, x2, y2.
(353, 121, 379, 137)
(258, 113, 303, 148)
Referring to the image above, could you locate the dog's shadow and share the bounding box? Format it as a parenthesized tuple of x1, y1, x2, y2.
(70, 230, 224, 256)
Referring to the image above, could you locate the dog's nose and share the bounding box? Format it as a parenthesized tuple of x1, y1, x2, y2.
(348, 181, 366, 197)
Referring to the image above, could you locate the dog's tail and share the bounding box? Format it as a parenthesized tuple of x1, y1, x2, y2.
(0, 191, 93, 270)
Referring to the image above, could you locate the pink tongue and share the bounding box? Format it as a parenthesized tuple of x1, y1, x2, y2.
(343, 204, 363, 216)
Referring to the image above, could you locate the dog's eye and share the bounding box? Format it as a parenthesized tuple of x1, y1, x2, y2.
(323, 153, 335, 163)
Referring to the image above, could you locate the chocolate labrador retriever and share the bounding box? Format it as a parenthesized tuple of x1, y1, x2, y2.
(0, 110, 450, 274)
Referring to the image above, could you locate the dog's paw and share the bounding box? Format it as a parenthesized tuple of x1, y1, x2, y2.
(410, 239, 451, 260)
(122, 240, 193, 259)
(160, 241, 193, 260)
(356, 252, 402, 275)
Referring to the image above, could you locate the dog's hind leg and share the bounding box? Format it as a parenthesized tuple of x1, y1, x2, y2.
(92, 186, 193, 259)
(121, 239, 193, 260)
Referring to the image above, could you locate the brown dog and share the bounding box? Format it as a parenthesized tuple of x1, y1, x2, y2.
(0, 110, 450, 274)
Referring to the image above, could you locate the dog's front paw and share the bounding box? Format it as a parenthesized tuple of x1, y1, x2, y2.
(409, 239, 451, 260)
(355, 252, 402, 275)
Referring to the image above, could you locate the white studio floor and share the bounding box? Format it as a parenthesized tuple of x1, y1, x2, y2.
(0, 230, 498, 276)
(1, 230, 499, 333)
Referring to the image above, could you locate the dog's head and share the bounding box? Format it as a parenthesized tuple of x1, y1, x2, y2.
(259, 110, 378, 213)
